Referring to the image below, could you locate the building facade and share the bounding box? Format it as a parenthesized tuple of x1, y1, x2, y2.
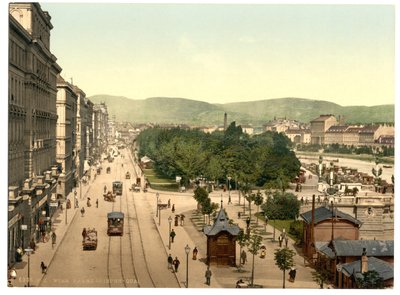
(8, 2, 62, 264)
(310, 115, 337, 145)
(56, 75, 77, 199)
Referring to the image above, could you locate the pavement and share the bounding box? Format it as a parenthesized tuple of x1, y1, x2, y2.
(9, 174, 94, 288)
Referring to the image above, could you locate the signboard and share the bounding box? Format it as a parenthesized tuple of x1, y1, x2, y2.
(50, 202, 58, 207)
(21, 225, 28, 230)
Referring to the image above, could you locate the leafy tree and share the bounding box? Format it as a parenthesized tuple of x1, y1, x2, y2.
(236, 229, 249, 271)
(254, 191, 264, 225)
(193, 187, 209, 211)
(355, 270, 384, 289)
(311, 268, 331, 289)
(202, 198, 219, 225)
(261, 191, 300, 220)
(247, 234, 263, 286)
(274, 248, 296, 289)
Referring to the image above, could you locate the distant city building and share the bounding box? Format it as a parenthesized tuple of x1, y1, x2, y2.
(284, 128, 311, 144)
(241, 124, 254, 135)
(310, 114, 338, 145)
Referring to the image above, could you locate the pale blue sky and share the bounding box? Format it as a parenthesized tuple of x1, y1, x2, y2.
(38, 2, 395, 106)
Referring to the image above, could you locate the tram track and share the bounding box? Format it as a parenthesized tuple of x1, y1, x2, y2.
(125, 149, 157, 287)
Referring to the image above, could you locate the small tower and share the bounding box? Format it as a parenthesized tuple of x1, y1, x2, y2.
(224, 112, 227, 131)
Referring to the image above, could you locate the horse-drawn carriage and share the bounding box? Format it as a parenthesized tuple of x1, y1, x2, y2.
(129, 184, 140, 192)
(83, 228, 98, 250)
(106, 167, 111, 174)
(125, 171, 131, 179)
(103, 191, 115, 202)
(97, 167, 101, 175)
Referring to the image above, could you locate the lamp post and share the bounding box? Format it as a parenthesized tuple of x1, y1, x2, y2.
(24, 247, 33, 287)
(318, 155, 323, 181)
(168, 216, 172, 250)
(156, 193, 159, 217)
(185, 244, 191, 288)
(227, 176, 232, 204)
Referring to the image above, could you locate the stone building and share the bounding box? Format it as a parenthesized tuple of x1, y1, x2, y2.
(324, 125, 347, 145)
(285, 128, 311, 144)
(310, 114, 337, 145)
(8, 2, 62, 264)
(56, 75, 77, 199)
(72, 85, 86, 184)
(93, 103, 109, 159)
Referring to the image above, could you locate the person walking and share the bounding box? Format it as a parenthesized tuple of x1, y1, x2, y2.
(167, 254, 173, 270)
(205, 266, 212, 286)
(240, 250, 247, 265)
(278, 234, 283, 247)
(192, 246, 198, 260)
(171, 204, 175, 213)
(82, 228, 87, 242)
(81, 207, 85, 217)
(40, 261, 47, 274)
(167, 199, 171, 208)
(96, 199, 99, 208)
(246, 217, 250, 228)
(173, 257, 180, 272)
(170, 229, 176, 243)
(51, 232, 57, 249)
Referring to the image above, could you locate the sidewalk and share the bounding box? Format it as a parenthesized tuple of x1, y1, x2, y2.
(10, 181, 92, 287)
(153, 189, 325, 289)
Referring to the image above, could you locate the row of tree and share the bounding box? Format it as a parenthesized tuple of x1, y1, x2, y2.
(136, 122, 301, 189)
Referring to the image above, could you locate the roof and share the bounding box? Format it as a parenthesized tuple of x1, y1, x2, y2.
(300, 206, 362, 226)
(141, 156, 154, 163)
(333, 240, 394, 257)
(326, 125, 348, 133)
(107, 212, 124, 219)
(315, 241, 335, 259)
(340, 257, 394, 281)
(311, 115, 336, 122)
(203, 209, 240, 236)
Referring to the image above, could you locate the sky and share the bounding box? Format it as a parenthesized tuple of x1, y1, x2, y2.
(34, 1, 395, 107)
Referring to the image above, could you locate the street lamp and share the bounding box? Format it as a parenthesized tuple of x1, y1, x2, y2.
(185, 244, 191, 288)
(227, 176, 232, 204)
(318, 155, 323, 181)
(24, 247, 33, 287)
(168, 216, 172, 250)
(156, 193, 159, 217)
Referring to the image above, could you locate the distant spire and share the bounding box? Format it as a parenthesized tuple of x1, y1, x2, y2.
(224, 113, 227, 131)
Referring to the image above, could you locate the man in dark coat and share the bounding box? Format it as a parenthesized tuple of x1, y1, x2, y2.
(167, 254, 173, 270)
(170, 229, 176, 243)
(205, 266, 212, 285)
(173, 257, 180, 272)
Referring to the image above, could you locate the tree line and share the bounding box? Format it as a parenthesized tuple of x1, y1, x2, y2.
(136, 122, 301, 189)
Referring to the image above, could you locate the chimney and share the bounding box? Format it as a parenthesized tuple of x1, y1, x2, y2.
(361, 248, 368, 273)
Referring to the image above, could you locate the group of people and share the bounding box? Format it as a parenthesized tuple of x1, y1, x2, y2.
(167, 254, 180, 272)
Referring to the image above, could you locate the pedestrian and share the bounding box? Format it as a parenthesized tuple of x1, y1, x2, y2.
(240, 250, 247, 265)
(96, 198, 99, 208)
(15, 247, 23, 262)
(40, 261, 47, 274)
(192, 246, 198, 260)
(30, 238, 36, 252)
(104, 185, 107, 194)
(167, 254, 173, 270)
(246, 217, 250, 228)
(289, 267, 297, 282)
(173, 257, 180, 272)
(237, 211, 241, 219)
(81, 207, 85, 217)
(180, 214, 185, 226)
(167, 199, 171, 208)
(170, 229, 176, 243)
(51, 232, 57, 249)
(278, 234, 283, 247)
(171, 204, 175, 213)
(285, 236, 289, 248)
(300, 196, 304, 205)
(82, 228, 87, 242)
(205, 266, 212, 285)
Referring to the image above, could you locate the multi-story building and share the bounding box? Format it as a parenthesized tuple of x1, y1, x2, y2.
(263, 117, 301, 133)
(285, 128, 311, 144)
(8, 3, 62, 264)
(93, 103, 109, 158)
(324, 125, 347, 145)
(72, 85, 87, 183)
(56, 75, 77, 199)
(84, 98, 94, 162)
(310, 114, 337, 145)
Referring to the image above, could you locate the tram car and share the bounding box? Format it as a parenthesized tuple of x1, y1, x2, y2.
(107, 211, 124, 236)
(112, 181, 123, 195)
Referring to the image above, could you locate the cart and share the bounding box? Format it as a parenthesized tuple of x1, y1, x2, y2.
(104, 191, 115, 202)
(106, 167, 111, 174)
(83, 228, 97, 250)
(125, 172, 131, 179)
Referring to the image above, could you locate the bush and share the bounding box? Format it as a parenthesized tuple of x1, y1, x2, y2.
(289, 220, 303, 245)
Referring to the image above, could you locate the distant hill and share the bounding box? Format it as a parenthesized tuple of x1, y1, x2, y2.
(88, 95, 394, 126)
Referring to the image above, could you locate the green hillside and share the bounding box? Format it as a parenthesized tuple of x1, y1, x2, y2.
(88, 95, 394, 125)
